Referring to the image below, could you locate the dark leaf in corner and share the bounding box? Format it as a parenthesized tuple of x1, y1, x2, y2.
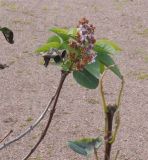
(42, 49, 67, 67)
(54, 50, 67, 63)
(0, 27, 14, 44)
(0, 64, 9, 69)
(61, 50, 67, 58)
(54, 55, 61, 63)
(43, 54, 51, 67)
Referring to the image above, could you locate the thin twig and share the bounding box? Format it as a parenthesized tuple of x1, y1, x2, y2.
(100, 69, 109, 134)
(100, 71, 107, 113)
(0, 130, 13, 143)
(117, 78, 124, 108)
(22, 71, 69, 160)
(0, 93, 56, 150)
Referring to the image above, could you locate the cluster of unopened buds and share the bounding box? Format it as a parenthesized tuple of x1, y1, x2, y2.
(69, 18, 97, 70)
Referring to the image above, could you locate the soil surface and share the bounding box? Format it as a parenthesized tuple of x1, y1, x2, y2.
(0, 0, 148, 160)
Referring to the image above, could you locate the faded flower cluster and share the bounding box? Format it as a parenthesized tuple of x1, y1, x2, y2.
(69, 18, 96, 70)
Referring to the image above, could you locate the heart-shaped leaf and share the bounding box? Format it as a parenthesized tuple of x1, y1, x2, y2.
(68, 137, 102, 157)
(36, 42, 61, 53)
(50, 27, 69, 41)
(47, 35, 62, 44)
(97, 53, 123, 79)
(93, 39, 122, 54)
(0, 27, 14, 44)
(85, 56, 100, 79)
(73, 69, 99, 89)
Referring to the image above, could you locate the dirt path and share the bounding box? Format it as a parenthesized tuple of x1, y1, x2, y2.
(0, 0, 148, 159)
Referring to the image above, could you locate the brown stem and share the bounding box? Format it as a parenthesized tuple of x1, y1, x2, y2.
(94, 148, 99, 160)
(104, 105, 117, 160)
(23, 71, 69, 160)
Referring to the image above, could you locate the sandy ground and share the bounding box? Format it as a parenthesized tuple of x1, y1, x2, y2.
(0, 0, 148, 159)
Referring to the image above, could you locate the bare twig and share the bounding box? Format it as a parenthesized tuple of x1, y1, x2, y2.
(0, 130, 13, 143)
(116, 78, 124, 108)
(0, 92, 56, 150)
(22, 71, 69, 160)
(100, 71, 107, 113)
(100, 72, 108, 135)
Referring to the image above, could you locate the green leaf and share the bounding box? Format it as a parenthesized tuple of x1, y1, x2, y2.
(68, 28, 77, 38)
(68, 141, 88, 156)
(50, 27, 69, 41)
(97, 53, 123, 79)
(99, 62, 105, 74)
(36, 42, 61, 53)
(59, 41, 69, 50)
(0, 27, 14, 44)
(73, 69, 99, 89)
(85, 56, 100, 79)
(61, 60, 72, 71)
(93, 39, 122, 54)
(47, 35, 62, 44)
(68, 137, 102, 157)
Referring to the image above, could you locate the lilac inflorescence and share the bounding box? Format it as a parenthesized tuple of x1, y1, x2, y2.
(75, 18, 97, 70)
(77, 18, 96, 52)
